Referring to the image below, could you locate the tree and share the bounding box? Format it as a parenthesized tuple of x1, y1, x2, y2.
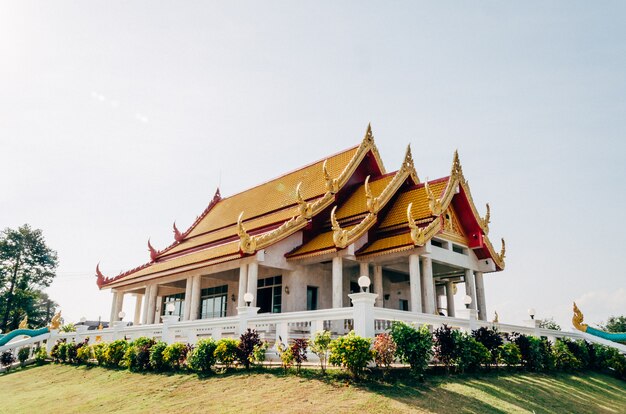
(601, 316, 626, 333)
(0, 225, 58, 332)
(539, 317, 561, 331)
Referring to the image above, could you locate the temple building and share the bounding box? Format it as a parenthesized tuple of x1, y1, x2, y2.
(96, 125, 505, 326)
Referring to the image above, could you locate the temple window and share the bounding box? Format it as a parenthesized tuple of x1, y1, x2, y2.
(257, 275, 282, 314)
(161, 293, 185, 317)
(200, 285, 228, 319)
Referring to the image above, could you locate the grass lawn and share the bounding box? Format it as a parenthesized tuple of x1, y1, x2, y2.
(0, 364, 624, 414)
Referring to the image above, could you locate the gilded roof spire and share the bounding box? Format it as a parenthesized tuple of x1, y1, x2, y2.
(451, 150, 465, 183)
(330, 206, 348, 248)
(407, 202, 426, 246)
(237, 212, 257, 254)
(363, 122, 374, 146)
(401, 144, 420, 183)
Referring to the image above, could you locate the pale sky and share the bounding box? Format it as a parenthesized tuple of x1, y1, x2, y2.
(1, 1, 625, 329)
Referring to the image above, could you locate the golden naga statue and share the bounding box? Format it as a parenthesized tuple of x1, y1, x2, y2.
(364, 176, 379, 214)
(493, 311, 499, 323)
(49, 311, 62, 330)
(425, 180, 443, 216)
(237, 212, 257, 254)
(407, 203, 426, 246)
(19, 315, 28, 329)
(572, 302, 588, 332)
(331, 206, 348, 249)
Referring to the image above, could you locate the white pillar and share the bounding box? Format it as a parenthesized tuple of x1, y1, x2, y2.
(247, 262, 258, 307)
(332, 256, 343, 308)
(133, 294, 143, 325)
(109, 291, 119, 324)
(141, 285, 151, 324)
(475, 271, 487, 321)
(373, 265, 383, 307)
(237, 264, 248, 308)
(409, 254, 422, 313)
(190, 275, 202, 320)
(183, 276, 193, 321)
(112, 291, 124, 322)
(445, 281, 455, 317)
(421, 256, 435, 314)
(359, 262, 369, 277)
(348, 292, 378, 338)
(465, 269, 477, 311)
(146, 284, 158, 324)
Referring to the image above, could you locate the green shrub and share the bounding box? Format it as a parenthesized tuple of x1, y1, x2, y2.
(540, 338, 555, 371)
(149, 341, 168, 371)
(188, 338, 218, 374)
(59, 323, 76, 333)
(17, 347, 31, 366)
(34, 346, 47, 365)
(512, 334, 546, 371)
(214, 339, 239, 369)
(277, 339, 294, 373)
(104, 339, 128, 367)
(252, 341, 269, 366)
(472, 327, 503, 365)
(1, 351, 16, 370)
(329, 331, 374, 379)
(596, 345, 626, 380)
(562, 339, 590, 369)
(373, 333, 396, 373)
(56, 342, 69, 363)
(498, 343, 522, 368)
(455, 333, 491, 373)
(389, 322, 433, 376)
(92, 343, 108, 365)
(124, 337, 155, 371)
(66, 342, 79, 364)
(434, 325, 456, 368)
(163, 342, 190, 370)
(76, 344, 93, 364)
(553, 340, 582, 371)
(310, 330, 332, 374)
(291, 339, 308, 375)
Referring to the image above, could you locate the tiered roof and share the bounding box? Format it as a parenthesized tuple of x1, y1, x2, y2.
(96, 125, 504, 290)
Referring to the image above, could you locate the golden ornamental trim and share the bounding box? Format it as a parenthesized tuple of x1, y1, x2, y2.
(295, 182, 313, 219)
(364, 176, 379, 214)
(425, 180, 443, 216)
(498, 238, 506, 261)
(322, 160, 339, 194)
(482, 203, 491, 235)
(331, 206, 349, 248)
(572, 302, 588, 332)
(237, 212, 257, 254)
(401, 145, 420, 183)
(407, 203, 426, 246)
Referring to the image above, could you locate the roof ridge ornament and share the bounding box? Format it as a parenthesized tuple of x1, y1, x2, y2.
(148, 239, 158, 262)
(322, 160, 339, 194)
(498, 238, 506, 261)
(482, 203, 491, 235)
(237, 212, 257, 254)
(95, 263, 108, 288)
(295, 182, 313, 219)
(401, 145, 420, 183)
(407, 202, 426, 246)
(363, 122, 374, 146)
(425, 178, 443, 216)
(173, 222, 184, 242)
(451, 150, 466, 184)
(330, 206, 348, 248)
(364, 176, 379, 214)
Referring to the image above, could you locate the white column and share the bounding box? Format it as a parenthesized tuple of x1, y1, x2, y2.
(409, 254, 422, 313)
(348, 292, 378, 338)
(141, 285, 151, 324)
(359, 262, 369, 277)
(183, 276, 193, 321)
(421, 256, 435, 314)
(237, 264, 248, 308)
(465, 269, 477, 311)
(146, 284, 158, 324)
(113, 291, 124, 322)
(247, 262, 259, 307)
(475, 271, 487, 321)
(109, 291, 119, 324)
(190, 275, 202, 320)
(445, 281, 455, 317)
(373, 265, 383, 307)
(332, 256, 343, 308)
(133, 294, 143, 325)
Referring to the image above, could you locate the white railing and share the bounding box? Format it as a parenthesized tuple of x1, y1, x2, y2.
(0, 332, 51, 372)
(1, 293, 624, 363)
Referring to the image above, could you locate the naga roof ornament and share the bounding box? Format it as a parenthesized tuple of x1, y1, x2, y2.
(237, 212, 257, 254)
(173, 222, 184, 242)
(148, 239, 158, 262)
(95, 263, 108, 288)
(295, 182, 313, 219)
(407, 202, 426, 246)
(482, 203, 491, 235)
(330, 206, 348, 248)
(322, 160, 339, 194)
(498, 238, 506, 261)
(425, 179, 443, 216)
(364, 176, 379, 214)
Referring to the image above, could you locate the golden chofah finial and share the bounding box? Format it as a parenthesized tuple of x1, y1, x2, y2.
(499, 238, 506, 261)
(295, 182, 312, 219)
(493, 311, 499, 323)
(19, 315, 28, 329)
(322, 160, 339, 194)
(572, 302, 588, 332)
(363, 123, 374, 145)
(364, 176, 379, 214)
(451, 149, 464, 180)
(330, 206, 348, 248)
(237, 212, 257, 254)
(402, 144, 420, 183)
(424, 179, 443, 216)
(482, 203, 491, 234)
(49, 311, 62, 330)
(407, 203, 425, 246)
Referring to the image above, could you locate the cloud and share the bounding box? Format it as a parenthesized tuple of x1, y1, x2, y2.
(135, 113, 149, 123)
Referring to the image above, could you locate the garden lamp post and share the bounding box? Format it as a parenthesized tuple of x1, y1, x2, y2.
(463, 295, 472, 309)
(358, 275, 371, 293)
(166, 303, 176, 316)
(244, 292, 254, 307)
(528, 308, 536, 320)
